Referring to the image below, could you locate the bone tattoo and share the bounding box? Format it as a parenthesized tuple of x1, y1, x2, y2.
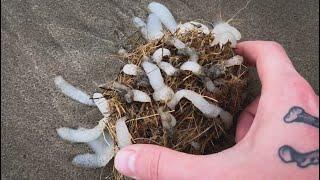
(278, 106, 319, 168)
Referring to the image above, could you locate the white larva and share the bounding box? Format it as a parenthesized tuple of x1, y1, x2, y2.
(178, 21, 210, 35)
(167, 89, 233, 129)
(133, 17, 146, 28)
(93, 93, 111, 117)
(56, 117, 107, 143)
(133, 17, 148, 40)
(169, 38, 186, 49)
(147, 13, 164, 41)
(213, 22, 241, 40)
(72, 134, 115, 168)
(202, 77, 217, 93)
(123, 64, 143, 76)
(148, 2, 178, 33)
(115, 117, 132, 149)
(180, 61, 203, 75)
(158, 61, 178, 76)
(141, 61, 174, 101)
(167, 89, 222, 118)
(141, 61, 165, 91)
(224, 55, 244, 67)
(169, 39, 199, 62)
(112, 81, 131, 92)
(218, 110, 233, 129)
(152, 48, 178, 76)
(212, 32, 237, 48)
(54, 76, 95, 106)
(152, 86, 175, 102)
(211, 22, 241, 48)
(112, 82, 151, 103)
(132, 90, 152, 102)
(152, 48, 171, 63)
(181, 47, 199, 62)
(157, 107, 176, 130)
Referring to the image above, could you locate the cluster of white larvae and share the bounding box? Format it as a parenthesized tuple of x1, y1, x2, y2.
(55, 2, 243, 168)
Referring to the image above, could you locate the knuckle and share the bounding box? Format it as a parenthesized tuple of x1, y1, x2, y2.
(142, 147, 162, 180)
(259, 41, 293, 66)
(288, 77, 316, 100)
(292, 78, 313, 93)
(265, 41, 284, 51)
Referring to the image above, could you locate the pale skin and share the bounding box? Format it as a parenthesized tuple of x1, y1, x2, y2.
(114, 41, 319, 180)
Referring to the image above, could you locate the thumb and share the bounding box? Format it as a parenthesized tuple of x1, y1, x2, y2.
(115, 144, 245, 180)
(235, 96, 260, 143)
(115, 144, 201, 179)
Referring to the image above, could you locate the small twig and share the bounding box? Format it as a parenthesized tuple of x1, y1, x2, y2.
(102, 130, 111, 147)
(99, 166, 105, 180)
(188, 124, 214, 143)
(202, 95, 219, 103)
(133, 138, 161, 145)
(126, 110, 175, 122)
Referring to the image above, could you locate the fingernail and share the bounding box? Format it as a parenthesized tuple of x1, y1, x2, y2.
(115, 149, 136, 177)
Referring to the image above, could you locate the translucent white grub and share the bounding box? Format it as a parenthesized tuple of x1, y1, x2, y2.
(72, 134, 115, 168)
(152, 48, 171, 63)
(141, 61, 174, 101)
(153, 86, 175, 102)
(202, 77, 217, 93)
(147, 13, 164, 40)
(213, 22, 241, 40)
(167, 89, 222, 118)
(54, 76, 95, 106)
(219, 110, 233, 129)
(178, 21, 210, 34)
(179, 47, 199, 62)
(148, 2, 178, 33)
(133, 17, 148, 39)
(211, 22, 241, 48)
(224, 55, 244, 67)
(123, 64, 143, 76)
(212, 32, 237, 48)
(167, 89, 233, 129)
(57, 117, 107, 143)
(152, 48, 178, 76)
(93, 93, 111, 117)
(158, 61, 179, 76)
(169, 38, 198, 62)
(112, 82, 151, 103)
(157, 107, 176, 130)
(132, 90, 152, 102)
(112, 81, 131, 92)
(133, 16, 147, 28)
(180, 61, 203, 75)
(115, 117, 132, 149)
(169, 38, 186, 49)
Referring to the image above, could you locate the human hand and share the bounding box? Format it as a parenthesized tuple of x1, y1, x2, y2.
(114, 41, 319, 180)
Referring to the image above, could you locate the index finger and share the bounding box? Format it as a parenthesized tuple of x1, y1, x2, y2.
(235, 41, 292, 66)
(235, 41, 300, 92)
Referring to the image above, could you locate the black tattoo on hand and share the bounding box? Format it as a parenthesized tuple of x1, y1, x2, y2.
(278, 106, 319, 168)
(284, 106, 319, 128)
(279, 145, 319, 168)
